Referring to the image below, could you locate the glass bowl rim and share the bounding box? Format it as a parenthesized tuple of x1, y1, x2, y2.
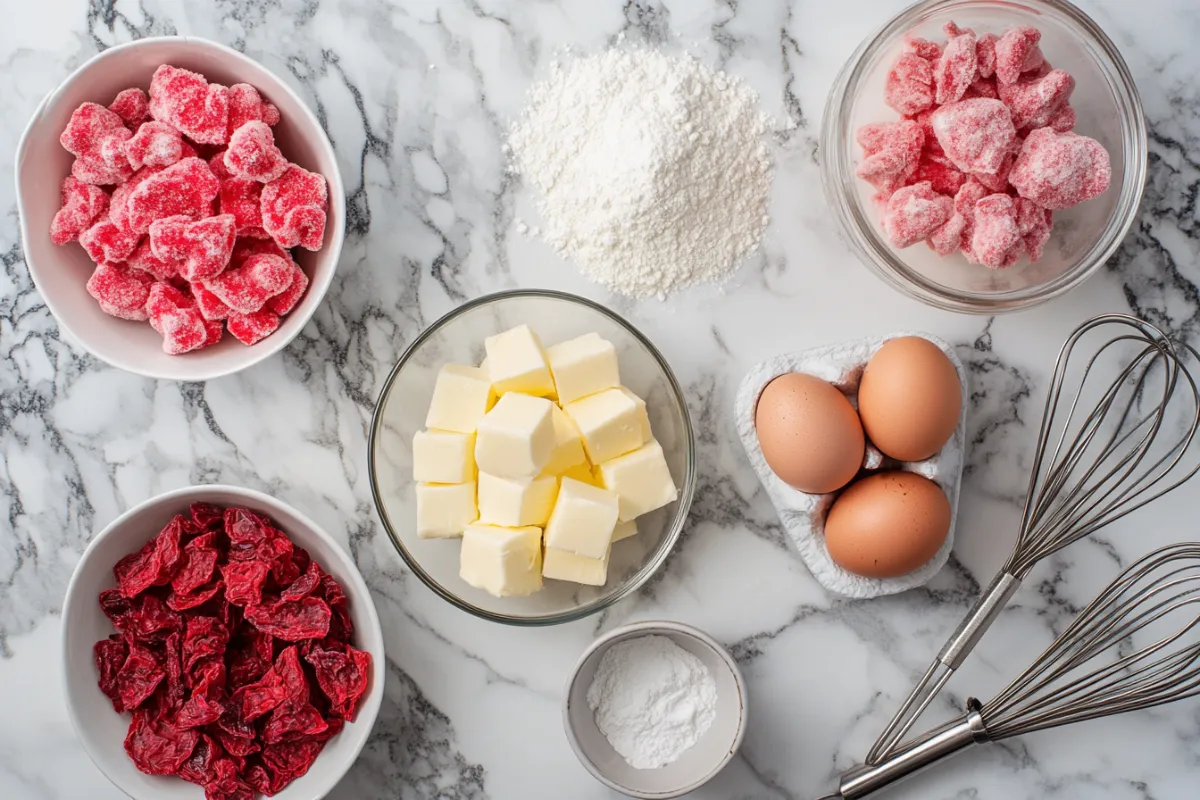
(819, 0, 1149, 313)
(367, 288, 698, 626)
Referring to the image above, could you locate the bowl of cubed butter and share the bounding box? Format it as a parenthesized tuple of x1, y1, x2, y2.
(368, 290, 696, 625)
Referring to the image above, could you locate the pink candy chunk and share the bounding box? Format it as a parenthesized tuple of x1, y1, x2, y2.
(51, 177, 110, 245)
(1015, 197, 1053, 262)
(61, 102, 134, 186)
(906, 38, 942, 61)
(125, 157, 220, 234)
(224, 121, 289, 183)
(79, 219, 140, 264)
(261, 166, 328, 251)
(968, 194, 1024, 268)
(1009, 127, 1111, 210)
(126, 238, 179, 282)
(1048, 103, 1077, 133)
(146, 283, 209, 354)
(124, 121, 185, 170)
(149, 65, 230, 145)
(976, 33, 998, 79)
(995, 26, 1044, 85)
(87, 263, 154, 321)
(931, 98, 1017, 174)
(884, 181, 953, 248)
(928, 213, 968, 256)
(885, 52, 935, 116)
(109, 166, 161, 230)
(193, 283, 232, 321)
(913, 151, 967, 195)
(209, 152, 268, 237)
(227, 83, 280, 139)
(999, 69, 1075, 130)
(109, 88, 149, 130)
(227, 309, 281, 345)
(267, 263, 308, 315)
(203, 253, 294, 314)
(934, 30, 977, 105)
(149, 213, 238, 282)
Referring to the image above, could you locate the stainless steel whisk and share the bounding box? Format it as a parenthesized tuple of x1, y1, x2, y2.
(821, 543, 1200, 799)
(867, 314, 1200, 765)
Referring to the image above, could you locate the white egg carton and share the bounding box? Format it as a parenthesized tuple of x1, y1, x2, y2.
(735, 332, 967, 599)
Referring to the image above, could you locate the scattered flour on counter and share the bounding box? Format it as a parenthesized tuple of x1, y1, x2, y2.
(586, 634, 718, 769)
(507, 48, 772, 299)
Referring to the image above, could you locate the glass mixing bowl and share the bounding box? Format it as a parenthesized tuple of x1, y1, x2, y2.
(820, 0, 1147, 313)
(368, 290, 696, 625)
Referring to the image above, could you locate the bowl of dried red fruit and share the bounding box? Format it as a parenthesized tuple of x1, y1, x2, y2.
(15, 37, 344, 380)
(61, 485, 383, 800)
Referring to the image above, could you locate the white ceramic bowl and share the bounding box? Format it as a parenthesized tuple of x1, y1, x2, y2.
(61, 485, 384, 800)
(15, 37, 345, 381)
(563, 621, 747, 799)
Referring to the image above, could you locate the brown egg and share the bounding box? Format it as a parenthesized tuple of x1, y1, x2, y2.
(755, 373, 865, 494)
(857, 336, 962, 462)
(824, 471, 950, 578)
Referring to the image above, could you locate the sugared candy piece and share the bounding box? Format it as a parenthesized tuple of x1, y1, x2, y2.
(995, 26, 1044, 85)
(226, 84, 280, 139)
(913, 152, 967, 195)
(973, 141, 1019, 193)
(86, 263, 153, 321)
(203, 318, 224, 347)
(884, 181, 953, 248)
(208, 152, 268, 238)
(203, 253, 294, 314)
(148, 65, 230, 145)
(126, 239, 178, 282)
(267, 263, 308, 315)
(953, 178, 990, 251)
(928, 213, 967, 256)
(60, 102, 133, 185)
(224, 121, 288, 183)
(193, 283, 231, 321)
(149, 213, 237, 282)
(51, 177, 110, 245)
(968, 194, 1023, 268)
(885, 52, 935, 116)
(227, 309, 281, 345)
(976, 33, 998, 79)
(145, 283, 190, 331)
(123, 121, 185, 170)
(934, 29, 977, 105)
(146, 283, 209, 354)
(109, 88, 149, 130)
(124, 157, 220, 234)
(232, 236, 294, 267)
(79, 219, 140, 264)
(931, 98, 1017, 174)
(906, 38, 942, 61)
(1015, 197, 1053, 262)
(261, 166, 328, 251)
(1048, 103, 1077, 133)
(108, 166, 160, 230)
(964, 78, 999, 100)
(1009, 127, 1111, 210)
(999, 69, 1075, 130)
(854, 120, 924, 194)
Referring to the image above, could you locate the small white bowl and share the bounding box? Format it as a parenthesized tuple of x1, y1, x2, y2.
(61, 485, 384, 800)
(15, 37, 345, 381)
(563, 621, 747, 799)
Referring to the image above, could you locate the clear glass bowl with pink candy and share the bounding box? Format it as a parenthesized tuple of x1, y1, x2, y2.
(820, 0, 1147, 313)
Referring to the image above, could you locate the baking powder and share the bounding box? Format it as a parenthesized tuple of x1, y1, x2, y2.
(507, 47, 772, 299)
(585, 634, 718, 769)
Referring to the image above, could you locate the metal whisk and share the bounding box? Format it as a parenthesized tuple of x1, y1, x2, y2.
(820, 543, 1200, 799)
(867, 314, 1200, 765)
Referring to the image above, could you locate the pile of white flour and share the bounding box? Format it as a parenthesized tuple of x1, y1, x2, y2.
(507, 48, 773, 299)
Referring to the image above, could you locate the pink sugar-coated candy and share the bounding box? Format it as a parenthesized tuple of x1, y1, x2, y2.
(1009, 127, 1112, 210)
(885, 52, 935, 116)
(109, 88, 149, 130)
(203, 318, 224, 347)
(261, 166, 328, 251)
(953, 178, 989, 250)
(884, 181, 953, 248)
(210, 151, 269, 238)
(1015, 197, 1053, 262)
(931, 98, 1017, 174)
(232, 236, 295, 268)
(149, 65, 230, 145)
(976, 33, 998, 79)
(202, 253, 294, 314)
(227, 309, 281, 345)
(123, 121, 185, 170)
(1000, 70, 1075, 130)
(124, 157, 220, 234)
(964, 78, 999, 100)
(79, 219, 140, 264)
(972, 139, 1019, 192)
(227, 84, 280, 139)
(857, 150, 916, 196)
(224, 121, 289, 183)
(86, 263, 153, 321)
(61, 103, 134, 186)
(146, 282, 209, 354)
(928, 213, 968, 256)
(995, 26, 1045, 85)
(969, 194, 1024, 268)
(906, 38, 942, 61)
(51, 177, 110, 245)
(126, 238, 178, 282)
(934, 30, 977, 105)
(145, 282, 190, 331)
(913, 152, 967, 195)
(148, 213, 238, 282)
(1048, 103, 1077, 133)
(109, 166, 161, 230)
(856, 120, 924, 158)
(193, 282, 232, 321)
(267, 262, 308, 315)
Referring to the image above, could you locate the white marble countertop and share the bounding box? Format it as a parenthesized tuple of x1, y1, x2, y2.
(2, 1, 1198, 798)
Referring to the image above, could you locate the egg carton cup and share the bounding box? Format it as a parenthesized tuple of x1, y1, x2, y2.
(735, 332, 967, 600)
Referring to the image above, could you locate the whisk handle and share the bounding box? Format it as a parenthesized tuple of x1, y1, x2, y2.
(939, 572, 1022, 668)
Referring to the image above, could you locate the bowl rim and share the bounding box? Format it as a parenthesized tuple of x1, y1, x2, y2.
(14, 35, 346, 381)
(367, 288, 698, 627)
(561, 620, 748, 799)
(60, 483, 385, 799)
(819, 0, 1148, 314)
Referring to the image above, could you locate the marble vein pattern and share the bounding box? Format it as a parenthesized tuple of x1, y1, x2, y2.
(1, 1, 1199, 798)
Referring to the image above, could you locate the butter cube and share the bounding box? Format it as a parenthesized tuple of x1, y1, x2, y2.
(612, 519, 638, 542)
(459, 523, 543, 597)
(543, 546, 610, 586)
(541, 405, 587, 475)
(478, 472, 559, 527)
(413, 430, 476, 484)
(415, 481, 478, 539)
(560, 461, 600, 487)
(543, 477, 619, 559)
(563, 388, 647, 464)
(425, 365, 495, 433)
(617, 386, 653, 442)
(597, 439, 678, 521)
(545, 333, 620, 405)
(484, 324, 555, 397)
(475, 393, 556, 478)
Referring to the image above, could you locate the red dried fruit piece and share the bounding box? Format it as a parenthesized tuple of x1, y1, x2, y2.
(261, 736, 328, 787)
(227, 83, 280, 139)
(934, 29, 977, 105)
(95, 635, 128, 712)
(51, 176, 110, 245)
(231, 662, 288, 722)
(884, 181, 953, 248)
(969, 193, 1024, 268)
(149, 213, 237, 282)
(213, 718, 261, 759)
(931, 98, 1017, 174)
(124, 708, 200, 775)
(321, 572, 354, 642)
(194, 283, 232, 321)
(927, 212, 967, 256)
(976, 33, 998, 79)
(1015, 196, 1053, 262)
(190, 656, 228, 696)
(276, 646, 310, 703)
(223, 560, 272, 607)
(906, 37, 942, 61)
(262, 700, 329, 745)
(127, 238, 178, 282)
(268, 263, 308, 315)
(110, 88, 150, 129)
(173, 533, 220, 595)
(149, 65, 230, 145)
(191, 502, 225, 533)
(245, 595, 332, 642)
(183, 615, 230, 675)
(100, 588, 134, 631)
(1048, 103, 1077, 133)
(124, 121, 185, 170)
(163, 630, 186, 707)
(306, 643, 371, 720)
(79, 219, 141, 264)
(175, 691, 223, 732)
(168, 581, 224, 612)
(885, 52, 935, 116)
(204, 253, 294, 314)
(127, 593, 184, 642)
(61, 102, 134, 185)
(146, 282, 210, 355)
(1000, 69, 1075, 130)
(227, 309, 281, 345)
(86, 262, 153, 321)
(995, 25, 1044, 85)
(203, 758, 255, 800)
(178, 734, 221, 786)
(116, 641, 166, 711)
(261, 166, 329, 250)
(1009, 127, 1112, 210)
(125, 157, 220, 234)
(228, 628, 275, 689)
(912, 152, 967, 195)
(224, 121, 289, 183)
(115, 516, 184, 597)
(281, 561, 323, 602)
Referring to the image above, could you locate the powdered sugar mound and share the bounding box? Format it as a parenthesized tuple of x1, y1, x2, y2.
(508, 48, 772, 299)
